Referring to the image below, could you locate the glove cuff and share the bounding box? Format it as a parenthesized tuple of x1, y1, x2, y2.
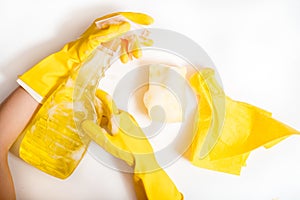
(133, 169, 183, 200)
(17, 78, 44, 103)
(17, 50, 76, 103)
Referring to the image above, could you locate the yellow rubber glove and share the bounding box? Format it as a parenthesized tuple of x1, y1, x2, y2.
(18, 12, 153, 103)
(13, 12, 153, 179)
(187, 68, 299, 175)
(81, 90, 183, 200)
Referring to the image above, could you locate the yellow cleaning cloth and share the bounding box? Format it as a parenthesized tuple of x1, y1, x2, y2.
(187, 68, 299, 175)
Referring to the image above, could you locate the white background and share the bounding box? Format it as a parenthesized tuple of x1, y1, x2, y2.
(1, 0, 300, 199)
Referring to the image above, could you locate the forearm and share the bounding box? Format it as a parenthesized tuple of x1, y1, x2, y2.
(0, 87, 40, 200)
(0, 153, 15, 200)
(0, 87, 39, 151)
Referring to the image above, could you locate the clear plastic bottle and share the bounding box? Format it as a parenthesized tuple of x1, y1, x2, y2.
(17, 45, 115, 179)
(14, 15, 149, 179)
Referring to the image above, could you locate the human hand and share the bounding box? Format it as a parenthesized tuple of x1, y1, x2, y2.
(81, 90, 182, 200)
(18, 12, 153, 100)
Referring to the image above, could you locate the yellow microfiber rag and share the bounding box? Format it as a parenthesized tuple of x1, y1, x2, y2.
(187, 68, 299, 175)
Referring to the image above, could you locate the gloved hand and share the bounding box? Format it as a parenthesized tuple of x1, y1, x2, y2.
(187, 68, 300, 175)
(14, 12, 153, 179)
(81, 90, 183, 200)
(18, 12, 153, 102)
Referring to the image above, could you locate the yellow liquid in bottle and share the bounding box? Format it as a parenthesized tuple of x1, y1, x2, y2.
(19, 46, 113, 179)
(19, 72, 86, 179)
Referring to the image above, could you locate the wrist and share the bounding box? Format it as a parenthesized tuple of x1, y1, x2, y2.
(133, 154, 160, 174)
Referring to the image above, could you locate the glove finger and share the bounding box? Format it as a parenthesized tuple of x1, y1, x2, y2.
(119, 36, 142, 63)
(81, 120, 134, 166)
(93, 12, 121, 24)
(82, 120, 110, 147)
(118, 12, 154, 25)
(94, 12, 153, 26)
(120, 38, 130, 64)
(131, 35, 142, 59)
(89, 21, 131, 44)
